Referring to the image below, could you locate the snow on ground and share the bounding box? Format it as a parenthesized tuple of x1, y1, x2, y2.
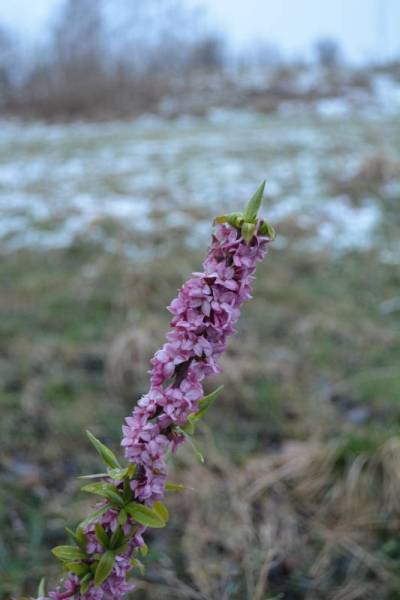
(0, 95, 399, 253)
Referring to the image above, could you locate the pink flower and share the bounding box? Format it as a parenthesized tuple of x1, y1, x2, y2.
(44, 215, 272, 600)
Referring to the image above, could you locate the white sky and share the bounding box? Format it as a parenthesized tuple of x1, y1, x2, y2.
(0, 0, 399, 63)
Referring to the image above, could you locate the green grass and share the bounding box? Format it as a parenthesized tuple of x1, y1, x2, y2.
(1, 221, 399, 597)
(1, 111, 400, 598)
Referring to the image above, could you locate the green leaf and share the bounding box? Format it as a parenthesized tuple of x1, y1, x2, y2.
(181, 419, 195, 435)
(122, 477, 132, 503)
(194, 385, 224, 422)
(75, 527, 87, 550)
(165, 482, 185, 492)
(86, 430, 121, 469)
(181, 385, 224, 436)
(227, 213, 244, 228)
(66, 562, 90, 577)
(214, 212, 243, 228)
(95, 523, 109, 549)
(81, 482, 124, 508)
(52, 545, 87, 562)
(243, 180, 266, 223)
(118, 508, 128, 526)
(65, 527, 77, 540)
(125, 502, 166, 528)
(153, 501, 169, 523)
(108, 467, 129, 480)
(80, 573, 92, 594)
(139, 543, 148, 557)
(241, 222, 257, 244)
(37, 577, 46, 597)
(78, 505, 109, 530)
(78, 472, 109, 479)
(259, 220, 276, 240)
(127, 464, 137, 478)
(177, 427, 204, 463)
(110, 526, 125, 550)
(94, 550, 115, 587)
(64, 526, 86, 551)
(130, 557, 145, 575)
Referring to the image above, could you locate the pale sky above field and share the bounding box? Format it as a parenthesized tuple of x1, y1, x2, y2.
(0, 0, 399, 63)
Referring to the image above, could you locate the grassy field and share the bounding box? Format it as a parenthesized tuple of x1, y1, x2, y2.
(1, 107, 400, 599)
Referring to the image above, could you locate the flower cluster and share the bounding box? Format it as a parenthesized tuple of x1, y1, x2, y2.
(121, 222, 269, 504)
(41, 187, 273, 600)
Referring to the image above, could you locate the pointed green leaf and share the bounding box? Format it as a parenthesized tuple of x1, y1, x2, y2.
(243, 181, 265, 223)
(227, 213, 244, 228)
(75, 527, 87, 550)
(125, 502, 166, 528)
(66, 562, 90, 577)
(118, 508, 128, 527)
(215, 212, 243, 228)
(181, 419, 195, 435)
(194, 385, 224, 421)
(80, 573, 92, 594)
(78, 472, 109, 479)
(37, 578, 46, 597)
(86, 430, 121, 469)
(139, 543, 148, 557)
(52, 545, 87, 562)
(95, 523, 109, 549)
(241, 222, 257, 244)
(94, 550, 115, 587)
(65, 526, 86, 551)
(165, 482, 185, 492)
(81, 483, 124, 508)
(65, 527, 77, 540)
(130, 557, 145, 575)
(110, 526, 125, 550)
(127, 464, 137, 478)
(177, 427, 204, 463)
(78, 505, 109, 531)
(153, 501, 169, 523)
(181, 385, 224, 436)
(259, 220, 276, 240)
(122, 477, 132, 503)
(214, 214, 228, 224)
(108, 467, 129, 480)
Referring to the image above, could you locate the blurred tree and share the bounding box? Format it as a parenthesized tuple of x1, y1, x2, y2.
(189, 34, 225, 71)
(0, 0, 227, 118)
(247, 42, 282, 68)
(0, 25, 18, 107)
(314, 38, 341, 68)
(52, 0, 105, 76)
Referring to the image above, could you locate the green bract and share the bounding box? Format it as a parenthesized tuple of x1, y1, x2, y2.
(243, 180, 266, 223)
(214, 180, 275, 244)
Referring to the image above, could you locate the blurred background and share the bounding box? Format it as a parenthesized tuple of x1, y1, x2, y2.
(0, 1, 400, 598)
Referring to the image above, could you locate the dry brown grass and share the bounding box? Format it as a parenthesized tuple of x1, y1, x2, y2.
(332, 151, 400, 202)
(138, 434, 400, 599)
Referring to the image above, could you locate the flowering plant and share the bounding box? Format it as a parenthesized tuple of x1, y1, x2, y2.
(36, 183, 275, 600)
